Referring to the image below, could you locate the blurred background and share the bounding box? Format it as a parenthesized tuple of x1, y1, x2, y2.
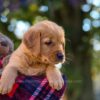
(0, 0, 100, 100)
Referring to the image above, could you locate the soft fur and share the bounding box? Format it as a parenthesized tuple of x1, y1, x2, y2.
(0, 20, 65, 94)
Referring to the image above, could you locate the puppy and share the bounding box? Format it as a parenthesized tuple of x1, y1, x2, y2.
(0, 33, 14, 74)
(0, 33, 14, 56)
(0, 20, 65, 94)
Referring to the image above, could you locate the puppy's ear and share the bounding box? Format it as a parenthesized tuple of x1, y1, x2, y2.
(23, 28, 40, 56)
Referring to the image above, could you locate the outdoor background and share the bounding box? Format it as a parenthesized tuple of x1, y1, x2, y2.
(0, 0, 100, 100)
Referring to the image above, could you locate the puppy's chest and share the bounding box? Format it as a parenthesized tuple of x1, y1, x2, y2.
(19, 63, 47, 76)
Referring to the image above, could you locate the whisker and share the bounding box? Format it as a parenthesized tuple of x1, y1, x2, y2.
(64, 53, 73, 64)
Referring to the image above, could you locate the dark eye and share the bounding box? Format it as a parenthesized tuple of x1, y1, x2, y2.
(0, 41, 7, 47)
(45, 41, 52, 45)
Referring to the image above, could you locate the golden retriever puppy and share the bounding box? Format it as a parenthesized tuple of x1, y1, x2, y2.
(0, 20, 65, 94)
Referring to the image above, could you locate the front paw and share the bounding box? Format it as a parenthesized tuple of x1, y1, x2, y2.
(0, 78, 14, 94)
(46, 67, 64, 90)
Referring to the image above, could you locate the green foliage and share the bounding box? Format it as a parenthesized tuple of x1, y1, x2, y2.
(92, 51, 100, 73)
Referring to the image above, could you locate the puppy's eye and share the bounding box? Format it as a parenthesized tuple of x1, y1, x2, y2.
(45, 41, 52, 45)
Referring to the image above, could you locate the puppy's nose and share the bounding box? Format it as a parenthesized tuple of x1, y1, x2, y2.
(56, 52, 64, 61)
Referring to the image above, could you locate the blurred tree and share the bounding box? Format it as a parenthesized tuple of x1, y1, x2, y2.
(92, 51, 100, 73)
(44, 0, 95, 100)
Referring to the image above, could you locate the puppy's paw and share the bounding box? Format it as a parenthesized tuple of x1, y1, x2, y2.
(46, 67, 64, 90)
(0, 78, 14, 94)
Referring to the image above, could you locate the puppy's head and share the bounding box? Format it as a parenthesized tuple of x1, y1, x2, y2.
(0, 33, 14, 56)
(23, 20, 65, 65)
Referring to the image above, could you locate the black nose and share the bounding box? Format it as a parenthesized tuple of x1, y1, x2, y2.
(56, 52, 64, 61)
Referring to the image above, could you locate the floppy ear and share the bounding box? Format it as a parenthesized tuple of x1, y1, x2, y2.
(23, 28, 40, 56)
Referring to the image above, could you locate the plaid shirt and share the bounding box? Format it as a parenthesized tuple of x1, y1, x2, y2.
(0, 55, 5, 68)
(0, 57, 67, 100)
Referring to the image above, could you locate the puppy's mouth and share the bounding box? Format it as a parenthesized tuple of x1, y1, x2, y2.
(50, 52, 65, 64)
(42, 55, 65, 65)
(54, 59, 65, 64)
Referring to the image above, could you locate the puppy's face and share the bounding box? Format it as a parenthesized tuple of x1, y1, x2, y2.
(23, 20, 65, 65)
(41, 29, 65, 64)
(0, 34, 9, 56)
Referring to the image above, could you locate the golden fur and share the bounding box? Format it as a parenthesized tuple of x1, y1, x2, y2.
(0, 20, 65, 94)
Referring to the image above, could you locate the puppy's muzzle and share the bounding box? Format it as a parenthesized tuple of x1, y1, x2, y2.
(56, 52, 64, 61)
